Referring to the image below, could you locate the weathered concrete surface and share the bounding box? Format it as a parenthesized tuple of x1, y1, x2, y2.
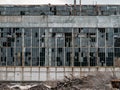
(0, 67, 119, 81)
(0, 16, 120, 28)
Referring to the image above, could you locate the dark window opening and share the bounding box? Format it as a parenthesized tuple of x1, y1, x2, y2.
(114, 28, 118, 33)
(114, 38, 120, 47)
(98, 28, 105, 33)
(82, 57, 88, 66)
(52, 48, 54, 52)
(90, 33, 96, 36)
(98, 52, 105, 57)
(58, 48, 62, 53)
(40, 52, 45, 66)
(1, 57, 3, 61)
(20, 11, 25, 15)
(28, 57, 31, 60)
(52, 33, 56, 37)
(81, 52, 83, 57)
(16, 33, 21, 37)
(90, 52, 94, 57)
(66, 52, 71, 66)
(106, 33, 108, 40)
(11, 48, 13, 57)
(41, 38, 44, 42)
(74, 52, 80, 66)
(115, 48, 120, 57)
(65, 33, 72, 47)
(90, 37, 96, 42)
(42, 48, 45, 52)
(1, 48, 3, 52)
(3, 42, 7, 47)
(0, 28, 3, 31)
(7, 42, 11, 47)
(56, 57, 62, 66)
(53, 6, 57, 15)
(79, 28, 81, 33)
(101, 11, 104, 15)
(1, 33, 3, 37)
(35, 32, 38, 37)
(50, 7, 52, 11)
(90, 57, 96, 66)
(114, 11, 117, 15)
(86, 33, 90, 38)
(41, 12, 45, 15)
(106, 57, 113, 66)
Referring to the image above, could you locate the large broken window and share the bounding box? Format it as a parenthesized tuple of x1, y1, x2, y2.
(0, 27, 117, 67)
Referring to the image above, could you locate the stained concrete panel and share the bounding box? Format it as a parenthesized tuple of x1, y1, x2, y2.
(0, 16, 119, 28)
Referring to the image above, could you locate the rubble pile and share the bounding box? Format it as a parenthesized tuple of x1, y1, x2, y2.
(0, 83, 10, 90)
(30, 83, 50, 90)
(50, 72, 116, 90)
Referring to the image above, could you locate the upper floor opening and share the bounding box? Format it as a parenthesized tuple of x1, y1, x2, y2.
(0, 5, 119, 16)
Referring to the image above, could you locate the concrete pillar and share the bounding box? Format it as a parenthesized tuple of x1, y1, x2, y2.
(71, 28, 74, 66)
(22, 28, 25, 66)
(45, 28, 49, 66)
(48, 28, 52, 66)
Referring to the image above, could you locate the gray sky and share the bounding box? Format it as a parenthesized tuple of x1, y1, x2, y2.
(0, 0, 120, 5)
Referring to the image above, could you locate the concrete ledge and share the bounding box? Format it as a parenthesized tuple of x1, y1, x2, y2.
(0, 67, 119, 81)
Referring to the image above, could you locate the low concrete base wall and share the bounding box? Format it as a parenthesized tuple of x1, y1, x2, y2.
(0, 67, 119, 81)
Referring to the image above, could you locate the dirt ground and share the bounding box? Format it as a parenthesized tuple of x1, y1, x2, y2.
(0, 72, 119, 90)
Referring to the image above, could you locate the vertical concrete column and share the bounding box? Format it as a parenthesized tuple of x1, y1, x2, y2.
(22, 28, 25, 66)
(105, 28, 106, 66)
(14, 29, 16, 66)
(22, 28, 25, 81)
(48, 28, 52, 66)
(6, 43, 7, 66)
(113, 28, 115, 67)
(71, 28, 74, 66)
(88, 30, 90, 66)
(55, 35, 57, 66)
(96, 28, 99, 66)
(45, 28, 49, 66)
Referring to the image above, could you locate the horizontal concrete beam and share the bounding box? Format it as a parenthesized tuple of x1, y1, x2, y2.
(0, 67, 119, 81)
(0, 16, 120, 28)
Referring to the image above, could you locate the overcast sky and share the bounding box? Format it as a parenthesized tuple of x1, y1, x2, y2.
(0, 0, 120, 5)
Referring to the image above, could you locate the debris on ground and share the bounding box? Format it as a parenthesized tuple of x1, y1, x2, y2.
(50, 72, 117, 90)
(0, 83, 11, 90)
(29, 83, 50, 90)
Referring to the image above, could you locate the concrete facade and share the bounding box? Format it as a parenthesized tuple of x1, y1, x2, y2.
(0, 5, 120, 81)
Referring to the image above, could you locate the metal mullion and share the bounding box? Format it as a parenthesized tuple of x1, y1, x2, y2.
(39, 28, 40, 66)
(30, 28, 32, 81)
(0, 29, 1, 66)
